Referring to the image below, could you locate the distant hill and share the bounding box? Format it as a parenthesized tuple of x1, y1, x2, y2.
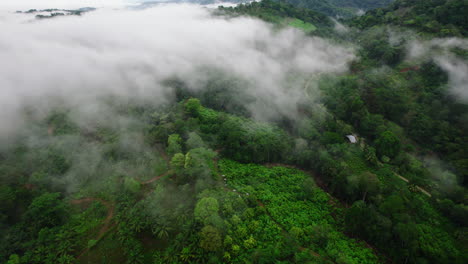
(16, 7, 96, 19)
(135, 0, 248, 7)
(350, 0, 467, 37)
(273, 0, 395, 18)
(218, 0, 334, 35)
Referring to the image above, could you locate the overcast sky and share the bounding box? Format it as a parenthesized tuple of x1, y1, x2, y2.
(0, 1, 246, 10)
(0, 0, 127, 10)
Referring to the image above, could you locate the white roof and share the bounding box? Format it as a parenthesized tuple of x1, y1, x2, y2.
(346, 135, 357, 143)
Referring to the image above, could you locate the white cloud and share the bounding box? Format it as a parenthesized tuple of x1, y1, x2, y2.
(0, 0, 125, 10)
(0, 4, 354, 140)
(407, 37, 468, 102)
(435, 56, 468, 102)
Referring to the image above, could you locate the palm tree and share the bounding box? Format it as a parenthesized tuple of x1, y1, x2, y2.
(153, 224, 173, 239)
(179, 247, 195, 262)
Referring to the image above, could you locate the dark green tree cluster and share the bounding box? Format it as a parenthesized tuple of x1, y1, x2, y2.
(350, 0, 468, 37)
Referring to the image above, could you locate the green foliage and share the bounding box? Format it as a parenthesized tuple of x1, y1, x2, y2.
(0, 194, 108, 264)
(269, 0, 395, 18)
(170, 153, 185, 172)
(375, 131, 401, 159)
(194, 197, 220, 224)
(219, 159, 380, 263)
(6, 254, 20, 264)
(351, 0, 467, 37)
(124, 177, 141, 194)
(45, 111, 78, 135)
(23, 193, 68, 233)
(186, 132, 205, 150)
(87, 239, 98, 249)
(1, 91, 466, 264)
(218, 115, 292, 163)
(321, 131, 346, 144)
(346, 171, 380, 201)
(184, 98, 202, 117)
(219, 0, 334, 35)
(199, 225, 222, 252)
(0, 14, 467, 262)
(346, 193, 464, 264)
(167, 134, 182, 157)
(288, 18, 316, 33)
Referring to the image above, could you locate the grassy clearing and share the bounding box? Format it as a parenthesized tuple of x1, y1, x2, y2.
(287, 18, 317, 33)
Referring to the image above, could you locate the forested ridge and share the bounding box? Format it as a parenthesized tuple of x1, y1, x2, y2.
(1, 0, 467, 264)
(270, 0, 395, 18)
(350, 0, 468, 37)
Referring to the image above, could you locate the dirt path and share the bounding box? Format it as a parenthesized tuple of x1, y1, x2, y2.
(416, 186, 432, 197)
(396, 174, 410, 183)
(155, 143, 170, 163)
(361, 138, 432, 198)
(70, 198, 115, 259)
(136, 146, 172, 184)
(265, 162, 432, 198)
(140, 171, 170, 185)
(72, 149, 172, 260)
(395, 173, 432, 197)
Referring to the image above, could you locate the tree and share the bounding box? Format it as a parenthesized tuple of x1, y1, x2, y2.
(347, 171, 380, 201)
(289, 227, 305, 242)
(199, 225, 222, 251)
(167, 134, 182, 157)
(321, 131, 345, 145)
(186, 132, 205, 150)
(179, 247, 195, 262)
(154, 224, 173, 239)
(183, 148, 216, 183)
(124, 177, 141, 194)
(194, 197, 219, 224)
(185, 98, 202, 117)
(345, 201, 392, 246)
(375, 131, 401, 159)
(23, 192, 67, 233)
(170, 153, 185, 174)
(360, 114, 385, 140)
(364, 146, 379, 166)
(6, 254, 20, 264)
(243, 235, 257, 249)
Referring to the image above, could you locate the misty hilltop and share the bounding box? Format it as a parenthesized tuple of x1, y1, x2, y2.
(0, 1, 467, 264)
(16, 7, 96, 19)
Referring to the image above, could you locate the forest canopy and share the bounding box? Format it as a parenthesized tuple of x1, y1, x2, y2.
(0, 1, 467, 264)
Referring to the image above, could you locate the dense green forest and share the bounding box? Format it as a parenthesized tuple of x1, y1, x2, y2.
(350, 0, 468, 37)
(1, 0, 467, 264)
(218, 0, 334, 35)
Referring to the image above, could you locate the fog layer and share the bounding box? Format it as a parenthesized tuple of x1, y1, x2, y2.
(407, 37, 468, 102)
(0, 4, 354, 140)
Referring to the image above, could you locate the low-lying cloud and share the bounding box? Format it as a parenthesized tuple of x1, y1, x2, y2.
(0, 0, 125, 10)
(435, 56, 468, 101)
(0, 4, 354, 141)
(407, 37, 468, 102)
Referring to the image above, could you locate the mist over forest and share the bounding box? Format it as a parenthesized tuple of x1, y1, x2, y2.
(0, 1, 467, 264)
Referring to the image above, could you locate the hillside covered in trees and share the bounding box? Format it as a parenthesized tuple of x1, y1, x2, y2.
(0, 1, 467, 264)
(271, 0, 395, 18)
(350, 0, 467, 37)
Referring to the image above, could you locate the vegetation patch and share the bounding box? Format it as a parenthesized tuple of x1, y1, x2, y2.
(288, 18, 317, 33)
